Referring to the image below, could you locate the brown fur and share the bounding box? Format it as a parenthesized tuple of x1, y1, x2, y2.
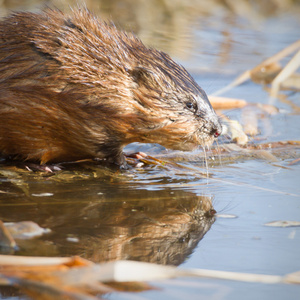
(0, 8, 221, 166)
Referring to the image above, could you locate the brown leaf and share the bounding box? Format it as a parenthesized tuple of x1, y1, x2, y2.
(0, 220, 17, 249)
(209, 96, 247, 110)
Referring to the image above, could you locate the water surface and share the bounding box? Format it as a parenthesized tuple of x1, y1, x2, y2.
(0, 1, 300, 299)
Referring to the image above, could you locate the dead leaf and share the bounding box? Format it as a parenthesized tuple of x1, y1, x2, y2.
(283, 271, 300, 284)
(250, 62, 282, 84)
(212, 40, 300, 96)
(209, 96, 247, 110)
(288, 158, 300, 166)
(228, 120, 249, 145)
(216, 214, 238, 219)
(264, 221, 300, 228)
(0, 220, 17, 249)
(271, 50, 300, 97)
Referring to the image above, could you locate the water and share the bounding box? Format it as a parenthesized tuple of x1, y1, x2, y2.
(0, 1, 300, 299)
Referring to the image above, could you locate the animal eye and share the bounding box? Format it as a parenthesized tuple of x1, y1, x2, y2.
(186, 101, 197, 112)
(186, 102, 193, 109)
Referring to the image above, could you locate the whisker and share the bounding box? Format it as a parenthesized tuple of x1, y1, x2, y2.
(215, 139, 222, 167)
(202, 141, 209, 180)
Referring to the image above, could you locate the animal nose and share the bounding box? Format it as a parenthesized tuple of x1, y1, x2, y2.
(210, 121, 222, 138)
(214, 130, 221, 138)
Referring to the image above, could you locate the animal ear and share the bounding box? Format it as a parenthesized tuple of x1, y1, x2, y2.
(130, 67, 158, 88)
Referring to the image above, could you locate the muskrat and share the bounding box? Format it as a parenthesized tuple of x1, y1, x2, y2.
(0, 8, 222, 168)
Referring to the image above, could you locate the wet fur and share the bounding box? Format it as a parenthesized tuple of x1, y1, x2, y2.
(0, 8, 221, 166)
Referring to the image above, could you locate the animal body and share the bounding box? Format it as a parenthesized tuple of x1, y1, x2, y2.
(0, 8, 221, 167)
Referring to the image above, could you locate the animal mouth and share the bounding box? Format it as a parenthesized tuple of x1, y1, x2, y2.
(166, 133, 215, 152)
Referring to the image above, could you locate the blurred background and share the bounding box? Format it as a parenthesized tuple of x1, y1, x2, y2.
(1, 0, 299, 75)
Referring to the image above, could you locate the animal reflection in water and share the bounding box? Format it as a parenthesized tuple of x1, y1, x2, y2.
(47, 189, 216, 266)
